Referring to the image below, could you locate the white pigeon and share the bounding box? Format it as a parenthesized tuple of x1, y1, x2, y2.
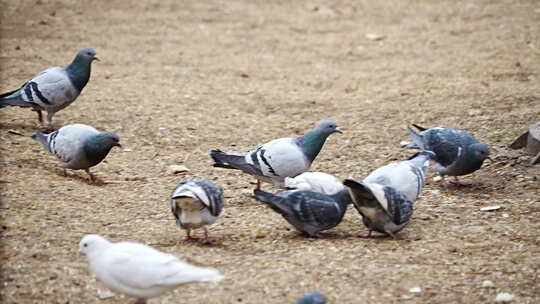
(31, 124, 121, 183)
(344, 151, 435, 239)
(210, 120, 342, 189)
(0, 48, 99, 126)
(284, 172, 345, 195)
(79, 234, 224, 304)
(170, 178, 224, 243)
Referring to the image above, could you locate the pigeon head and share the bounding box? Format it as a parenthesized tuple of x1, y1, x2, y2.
(84, 132, 121, 165)
(76, 48, 99, 63)
(79, 234, 111, 256)
(67, 48, 99, 92)
(300, 120, 342, 162)
(471, 143, 491, 161)
(297, 291, 327, 304)
(313, 120, 342, 136)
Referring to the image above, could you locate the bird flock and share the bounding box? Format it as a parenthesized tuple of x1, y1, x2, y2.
(2, 48, 497, 304)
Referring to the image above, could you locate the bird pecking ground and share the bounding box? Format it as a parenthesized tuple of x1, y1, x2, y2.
(0, 0, 539, 303)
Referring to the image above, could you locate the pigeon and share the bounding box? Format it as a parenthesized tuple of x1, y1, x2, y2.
(210, 120, 342, 189)
(343, 151, 435, 239)
(31, 123, 121, 183)
(402, 124, 491, 187)
(170, 178, 224, 243)
(251, 187, 352, 237)
(0, 48, 99, 126)
(297, 291, 327, 304)
(79, 234, 223, 304)
(284, 171, 345, 195)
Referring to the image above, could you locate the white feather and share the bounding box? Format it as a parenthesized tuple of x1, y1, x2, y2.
(284, 172, 344, 195)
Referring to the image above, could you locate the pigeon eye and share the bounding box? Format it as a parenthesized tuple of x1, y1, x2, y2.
(83, 243, 88, 247)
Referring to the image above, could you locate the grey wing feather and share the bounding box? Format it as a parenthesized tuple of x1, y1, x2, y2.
(209, 149, 264, 176)
(382, 186, 413, 225)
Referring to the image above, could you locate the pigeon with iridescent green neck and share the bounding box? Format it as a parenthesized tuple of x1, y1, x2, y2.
(31, 123, 121, 183)
(0, 48, 99, 126)
(209, 120, 342, 189)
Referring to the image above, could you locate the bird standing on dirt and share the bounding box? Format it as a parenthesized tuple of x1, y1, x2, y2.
(209, 120, 342, 189)
(170, 178, 224, 243)
(79, 234, 224, 304)
(31, 123, 121, 184)
(251, 187, 352, 237)
(343, 151, 434, 240)
(0, 48, 99, 127)
(402, 124, 491, 187)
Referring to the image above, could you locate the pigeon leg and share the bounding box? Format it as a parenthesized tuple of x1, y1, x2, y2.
(256, 180, 261, 190)
(134, 299, 147, 304)
(183, 229, 199, 241)
(63, 169, 68, 177)
(85, 169, 104, 185)
(32, 109, 43, 124)
(201, 227, 212, 244)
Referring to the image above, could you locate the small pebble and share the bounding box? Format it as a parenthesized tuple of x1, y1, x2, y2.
(409, 287, 422, 293)
(495, 293, 514, 302)
(167, 165, 190, 175)
(482, 280, 495, 288)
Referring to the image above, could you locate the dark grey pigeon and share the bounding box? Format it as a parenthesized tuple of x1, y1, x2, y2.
(31, 123, 120, 183)
(170, 178, 224, 243)
(297, 291, 327, 304)
(402, 124, 491, 186)
(343, 151, 434, 239)
(251, 188, 352, 237)
(0, 48, 99, 126)
(210, 120, 342, 189)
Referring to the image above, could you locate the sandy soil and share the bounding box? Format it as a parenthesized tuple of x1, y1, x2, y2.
(1, 0, 539, 303)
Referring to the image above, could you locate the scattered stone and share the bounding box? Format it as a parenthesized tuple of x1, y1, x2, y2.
(482, 280, 495, 288)
(409, 287, 422, 293)
(365, 33, 386, 41)
(167, 165, 190, 175)
(480, 206, 501, 211)
(96, 289, 115, 299)
(495, 293, 514, 302)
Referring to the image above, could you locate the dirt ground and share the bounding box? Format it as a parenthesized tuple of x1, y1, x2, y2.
(1, 0, 539, 303)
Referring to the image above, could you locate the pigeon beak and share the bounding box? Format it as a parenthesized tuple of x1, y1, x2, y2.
(486, 156, 494, 162)
(115, 143, 122, 148)
(78, 250, 85, 256)
(335, 127, 343, 134)
(94, 57, 101, 62)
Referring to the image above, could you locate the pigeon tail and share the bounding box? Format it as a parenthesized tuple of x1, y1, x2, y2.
(405, 125, 426, 150)
(252, 189, 278, 204)
(343, 179, 380, 208)
(173, 266, 224, 284)
(209, 149, 262, 176)
(209, 149, 245, 169)
(412, 123, 428, 131)
(252, 189, 291, 216)
(0, 89, 33, 108)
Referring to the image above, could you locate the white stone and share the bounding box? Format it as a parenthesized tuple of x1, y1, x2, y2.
(495, 293, 514, 302)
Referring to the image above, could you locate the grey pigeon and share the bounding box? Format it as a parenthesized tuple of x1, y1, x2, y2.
(170, 178, 224, 243)
(251, 188, 352, 237)
(0, 48, 99, 126)
(31, 123, 120, 183)
(297, 291, 327, 304)
(210, 120, 342, 189)
(79, 234, 223, 304)
(343, 151, 434, 239)
(402, 124, 491, 186)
